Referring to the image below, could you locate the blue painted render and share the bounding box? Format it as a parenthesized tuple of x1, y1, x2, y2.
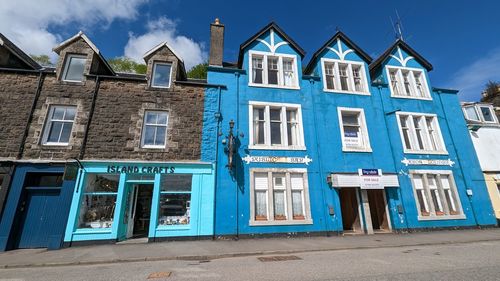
(0, 164, 75, 251)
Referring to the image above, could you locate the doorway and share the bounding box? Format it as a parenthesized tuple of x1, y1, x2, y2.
(366, 189, 390, 232)
(126, 184, 153, 238)
(339, 188, 363, 233)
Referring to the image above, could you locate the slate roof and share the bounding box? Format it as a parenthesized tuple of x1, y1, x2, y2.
(0, 33, 42, 70)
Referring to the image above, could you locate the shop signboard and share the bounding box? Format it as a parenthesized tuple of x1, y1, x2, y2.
(242, 155, 313, 165)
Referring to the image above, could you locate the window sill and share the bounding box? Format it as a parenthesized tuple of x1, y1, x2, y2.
(156, 225, 191, 231)
(42, 142, 70, 147)
(141, 145, 167, 149)
(323, 89, 370, 96)
(249, 218, 313, 226)
(149, 85, 172, 90)
(74, 228, 113, 234)
(403, 150, 449, 155)
(248, 83, 300, 90)
(391, 95, 432, 101)
(342, 147, 372, 153)
(248, 145, 307, 151)
(417, 214, 466, 221)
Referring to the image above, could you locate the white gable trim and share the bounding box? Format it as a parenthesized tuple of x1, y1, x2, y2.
(52, 31, 100, 55)
(389, 46, 414, 67)
(256, 29, 290, 54)
(327, 38, 354, 61)
(143, 41, 184, 62)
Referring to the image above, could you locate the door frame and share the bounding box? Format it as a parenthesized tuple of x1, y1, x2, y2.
(366, 188, 392, 232)
(339, 187, 365, 233)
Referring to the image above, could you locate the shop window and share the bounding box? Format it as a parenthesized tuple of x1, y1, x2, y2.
(141, 111, 169, 148)
(78, 174, 119, 229)
(410, 171, 463, 220)
(158, 174, 192, 226)
(338, 108, 371, 152)
(249, 102, 305, 150)
(321, 59, 369, 95)
(396, 112, 447, 154)
(24, 173, 63, 188)
(62, 54, 86, 82)
(151, 62, 172, 88)
(42, 105, 77, 146)
(250, 169, 312, 225)
(386, 66, 430, 99)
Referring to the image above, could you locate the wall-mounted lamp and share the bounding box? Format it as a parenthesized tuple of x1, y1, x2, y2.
(223, 119, 236, 170)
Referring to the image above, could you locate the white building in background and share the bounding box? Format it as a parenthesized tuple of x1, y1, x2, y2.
(462, 102, 500, 221)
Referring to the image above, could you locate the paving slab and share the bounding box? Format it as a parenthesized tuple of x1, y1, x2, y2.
(0, 228, 499, 268)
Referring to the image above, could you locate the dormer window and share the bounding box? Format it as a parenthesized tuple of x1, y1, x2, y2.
(321, 58, 369, 95)
(386, 66, 431, 99)
(152, 62, 172, 88)
(62, 54, 86, 82)
(463, 104, 498, 123)
(249, 51, 298, 89)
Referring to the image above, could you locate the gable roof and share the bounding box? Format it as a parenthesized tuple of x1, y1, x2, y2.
(304, 31, 372, 75)
(369, 39, 433, 75)
(237, 22, 306, 68)
(143, 41, 187, 80)
(53, 31, 115, 75)
(0, 33, 42, 70)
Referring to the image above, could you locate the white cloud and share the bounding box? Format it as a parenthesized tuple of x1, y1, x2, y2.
(449, 47, 500, 101)
(124, 17, 207, 71)
(0, 0, 147, 61)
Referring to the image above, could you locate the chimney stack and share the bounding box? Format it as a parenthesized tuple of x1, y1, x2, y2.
(209, 18, 224, 67)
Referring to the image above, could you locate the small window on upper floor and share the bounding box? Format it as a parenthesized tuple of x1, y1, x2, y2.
(62, 54, 86, 82)
(141, 110, 169, 149)
(463, 104, 498, 124)
(338, 108, 371, 152)
(249, 51, 299, 89)
(321, 59, 369, 95)
(42, 105, 77, 146)
(387, 66, 430, 99)
(152, 62, 172, 88)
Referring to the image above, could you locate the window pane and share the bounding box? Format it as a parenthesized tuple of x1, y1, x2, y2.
(352, 65, 363, 92)
(64, 107, 76, 121)
(428, 175, 444, 215)
(342, 113, 359, 126)
(441, 176, 459, 215)
(52, 107, 65, 120)
(160, 174, 192, 192)
(286, 110, 298, 146)
(255, 190, 267, 220)
(414, 72, 425, 97)
(47, 121, 63, 143)
(252, 57, 263, 84)
(158, 193, 190, 225)
(426, 117, 438, 151)
(480, 107, 494, 122)
(400, 116, 412, 149)
(402, 71, 412, 96)
(145, 112, 157, 124)
(157, 112, 168, 125)
(24, 173, 63, 187)
(413, 117, 425, 150)
(270, 108, 282, 145)
(325, 63, 335, 90)
(78, 194, 116, 228)
(152, 63, 172, 87)
(253, 108, 265, 145)
(273, 191, 286, 219)
(339, 64, 349, 91)
(292, 190, 304, 218)
(267, 57, 279, 85)
(283, 59, 294, 87)
(84, 174, 119, 193)
(155, 126, 166, 146)
(465, 107, 480, 121)
(389, 70, 400, 96)
(59, 123, 73, 143)
(64, 56, 86, 82)
(143, 126, 156, 145)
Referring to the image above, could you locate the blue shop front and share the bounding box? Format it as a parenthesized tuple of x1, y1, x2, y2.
(64, 161, 215, 245)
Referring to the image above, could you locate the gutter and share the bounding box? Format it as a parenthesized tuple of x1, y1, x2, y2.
(79, 76, 100, 159)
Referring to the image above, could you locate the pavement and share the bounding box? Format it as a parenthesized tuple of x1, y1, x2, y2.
(0, 228, 499, 269)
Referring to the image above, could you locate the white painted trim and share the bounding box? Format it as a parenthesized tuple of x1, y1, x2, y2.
(320, 58, 370, 95)
(389, 46, 415, 67)
(41, 105, 77, 146)
(248, 50, 300, 89)
(395, 111, 448, 155)
(151, 62, 173, 88)
(255, 29, 290, 54)
(385, 65, 432, 100)
(142, 41, 184, 63)
(326, 38, 354, 61)
(53, 31, 101, 55)
(337, 107, 372, 152)
(140, 110, 169, 149)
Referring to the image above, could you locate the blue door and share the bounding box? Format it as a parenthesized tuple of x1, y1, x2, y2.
(15, 188, 62, 248)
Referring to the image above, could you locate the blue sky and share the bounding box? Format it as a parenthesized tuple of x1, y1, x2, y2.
(1, 0, 499, 101)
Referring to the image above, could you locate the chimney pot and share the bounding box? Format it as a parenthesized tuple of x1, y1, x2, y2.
(209, 18, 224, 67)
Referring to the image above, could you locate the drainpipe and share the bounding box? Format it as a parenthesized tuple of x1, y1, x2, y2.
(376, 84, 409, 230)
(436, 91, 479, 226)
(17, 71, 45, 159)
(79, 75, 100, 159)
(309, 78, 332, 235)
(213, 86, 222, 239)
(234, 71, 240, 238)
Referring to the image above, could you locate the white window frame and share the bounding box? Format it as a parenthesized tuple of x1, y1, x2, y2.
(410, 170, 465, 220)
(463, 105, 481, 122)
(463, 104, 498, 124)
(62, 54, 86, 82)
(250, 168, 313, 226)
(386, 66, 431, 100)
(320, 58, 370, 95)
(140, 110, 169, 149)
(248, 50, 300, 90)
(248, 101, 306, 150)
(337, 107, 372, 152)
(41, 105, 77, 146)
(396, 112, 448, 155)
(151, 62, 173, 89)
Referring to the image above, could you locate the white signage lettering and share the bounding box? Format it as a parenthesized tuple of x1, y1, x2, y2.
(358, 169, 383, 189)
(401, 158, 455, 167)
(242, 155, 313, 165)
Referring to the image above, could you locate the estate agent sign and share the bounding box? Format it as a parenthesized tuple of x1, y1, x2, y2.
(358, 169, 383, 189)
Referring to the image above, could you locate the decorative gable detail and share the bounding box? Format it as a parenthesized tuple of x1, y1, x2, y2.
(389, 46, 414, 67)
(256, 29, 290, 54)
(327, 38, 354, 61)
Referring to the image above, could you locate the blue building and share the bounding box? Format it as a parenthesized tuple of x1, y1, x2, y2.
(207, 20, 497, 236)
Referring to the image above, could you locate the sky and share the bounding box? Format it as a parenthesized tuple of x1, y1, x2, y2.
(1, 0, 499, 101)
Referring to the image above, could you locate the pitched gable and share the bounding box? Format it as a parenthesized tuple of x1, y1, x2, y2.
(0, 33, 41, 70)
(143, 42, 187, 81)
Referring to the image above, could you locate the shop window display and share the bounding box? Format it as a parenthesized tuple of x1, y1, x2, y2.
(78, 174, 119, 229)
(158, 174, 192, 226)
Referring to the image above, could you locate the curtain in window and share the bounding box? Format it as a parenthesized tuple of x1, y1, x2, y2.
(413, 175, 429, 216)
(352, 66, 363, 92)
(291, 174, 305, 219)
(283, 59, 294, 87)
(286, 110, 298, 146)
(254, 174, 268, 220)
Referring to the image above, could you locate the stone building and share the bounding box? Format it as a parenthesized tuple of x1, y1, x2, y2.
(0, 31, 220, 251)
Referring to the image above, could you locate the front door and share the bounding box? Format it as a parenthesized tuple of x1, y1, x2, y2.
(366, 189, 391, 232)
(339, 188, 363, 233)
(125, 184, 153, 238)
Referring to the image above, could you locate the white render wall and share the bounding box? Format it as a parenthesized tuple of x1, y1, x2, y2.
(469, 126, 500, 171)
